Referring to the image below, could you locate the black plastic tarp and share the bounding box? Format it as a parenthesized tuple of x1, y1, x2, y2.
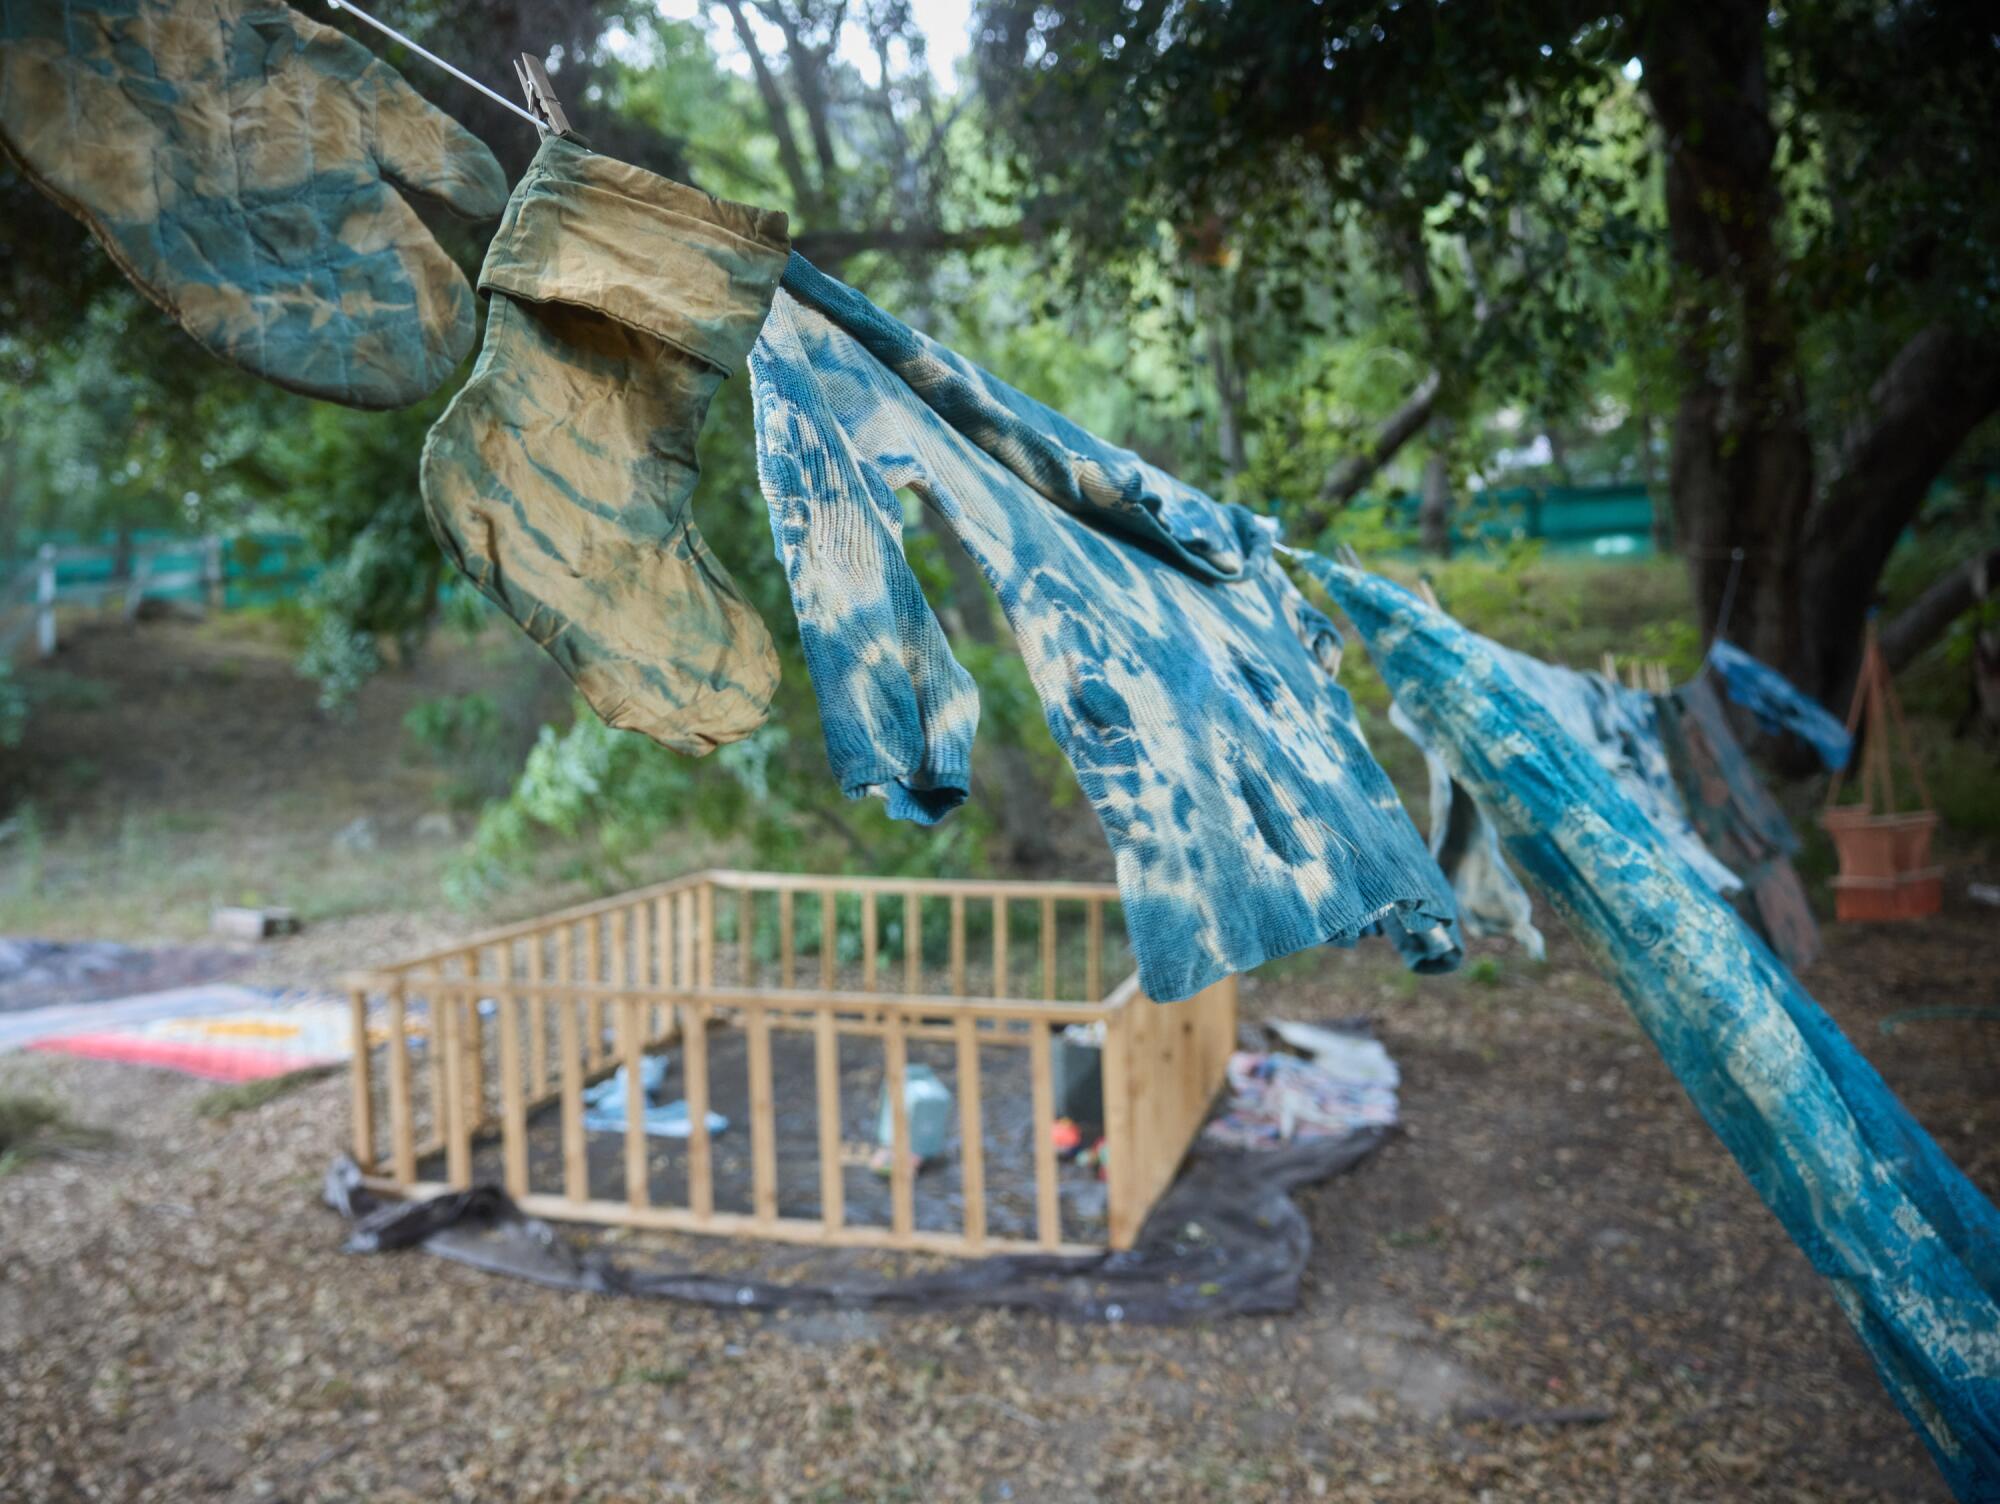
(325, 1126, 1389, 1324)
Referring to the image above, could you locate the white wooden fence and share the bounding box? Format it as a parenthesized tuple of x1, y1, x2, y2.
(1, 538, 226, 663)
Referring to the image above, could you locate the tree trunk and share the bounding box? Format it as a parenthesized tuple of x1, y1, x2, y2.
(1800, 327, 2000, 700)
(1640, 0, 1816, 682)
(1418, 447, 1454, 558)
(1642, 2, 2000, 711)
(1202, 297, 1249, 478)
(1880, 545, 2000, 675)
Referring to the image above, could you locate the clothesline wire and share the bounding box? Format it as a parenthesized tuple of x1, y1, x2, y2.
(1710, 546, 1746, 647)
(324, 0, 543, 132)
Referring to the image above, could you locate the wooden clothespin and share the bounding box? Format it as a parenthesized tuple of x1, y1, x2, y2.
(515, 53, 574, 139)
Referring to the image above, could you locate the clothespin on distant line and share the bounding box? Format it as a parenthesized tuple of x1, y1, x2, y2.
(326, 0, 571, 140)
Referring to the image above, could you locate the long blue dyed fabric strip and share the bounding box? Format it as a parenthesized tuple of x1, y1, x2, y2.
(1303, 556, 2000, 1502)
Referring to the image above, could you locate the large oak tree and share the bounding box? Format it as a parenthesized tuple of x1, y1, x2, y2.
(975, 0, 2000, 706)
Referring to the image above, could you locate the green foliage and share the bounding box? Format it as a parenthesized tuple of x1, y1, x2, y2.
(401, 691, 526, 810)
(0, 1092, 61, 1155)
(1465, 956, 1505, 989)
(192, 1066, 339, 1120)
(0, 1090, 107, 1171)
(245, 392, 457, 709)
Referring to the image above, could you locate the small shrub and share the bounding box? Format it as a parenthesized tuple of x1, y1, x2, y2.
(1465, 955, 1504, 988)
(192, 1064, 340, 1120)
(0, 1091, 107, 1170)
(402, 692, 520, 808)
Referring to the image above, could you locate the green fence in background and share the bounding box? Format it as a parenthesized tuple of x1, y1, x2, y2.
(2, 531, 320, 661)
(6, 531, 319, 610)
(1372, 483, 1659, 557)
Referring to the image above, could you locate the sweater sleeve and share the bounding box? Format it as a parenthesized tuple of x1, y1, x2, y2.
(749, 292, 979, 824)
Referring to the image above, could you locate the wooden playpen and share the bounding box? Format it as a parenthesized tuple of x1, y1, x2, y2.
(345, 871, 1237, 1256)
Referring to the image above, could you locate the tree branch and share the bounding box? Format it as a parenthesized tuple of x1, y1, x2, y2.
(1810, 325, 2000, 568)
(789, 221, 1029, 263)
(1311, 367, 1443, 512)
(1881, 546, 2000, 673)
(1800, 323, 2000, 695)
(719, 0, 820, 215)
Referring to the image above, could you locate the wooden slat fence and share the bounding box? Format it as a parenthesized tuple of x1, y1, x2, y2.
(348, 871, 1236, 1257)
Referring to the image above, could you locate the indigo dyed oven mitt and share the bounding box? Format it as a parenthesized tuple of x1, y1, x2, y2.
(422, 135, 789, 754)
(0, 0, 507, 408)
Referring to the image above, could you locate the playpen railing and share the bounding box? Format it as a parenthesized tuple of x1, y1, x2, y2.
(347, 871, 1236, 1256)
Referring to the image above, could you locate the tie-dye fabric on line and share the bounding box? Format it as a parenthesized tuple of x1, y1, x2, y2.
(1306, 558, 2000, 1504)
(1, 0, 505, 408)
(1707, 638, 1852, 772)
(750, 255, 1459, 1002)
(422, 137, 789, 754)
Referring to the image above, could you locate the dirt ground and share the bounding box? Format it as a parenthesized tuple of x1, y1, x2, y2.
(3, 608, 1998, 1501)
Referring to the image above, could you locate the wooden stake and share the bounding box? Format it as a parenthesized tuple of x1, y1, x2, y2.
(498, 992, 528, 1197)
(1040, 896, 1057, 1001)
(623, 996, 648, 1210)
(1029, 1022, 1059, 1248)
(441, 995, 471, 1188)
(747, 1003, 777, 1224)
(862, 891, 878, 992)
(780, 890, 796, 988)
(819, 886, 837, 991)
(682, 1001, 713, 1219)
(583, 919, 604, 1069)
(885, 1016, 913, 1242)
(558, 996, 587, 1201)
(992, 897, 1009, 998)
(955, 1012, 985, 1248)
(815, 1009, 844, 1233)
(1086, 900, 1104, 1001)
(950, 895, 966, 996)
(698, 883, 715, 989)
(526, 931, 547, 1098)
(387, 983, 415, 1183)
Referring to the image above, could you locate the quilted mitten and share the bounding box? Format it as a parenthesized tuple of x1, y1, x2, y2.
(422, 135, 788, 754)
(0, 0, 506, 407)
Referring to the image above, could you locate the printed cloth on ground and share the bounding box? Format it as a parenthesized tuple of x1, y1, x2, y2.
(422, 136, 789, 754)
(749, 254, 1459, 1002)
(1305, 557, 2000, 1504)
(1203, 1047, 1399, 1150)
(1708, 638, 1852, 772)
(1, 0, 506, 407)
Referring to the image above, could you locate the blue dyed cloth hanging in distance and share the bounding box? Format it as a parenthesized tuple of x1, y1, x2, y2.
(1380, 620, 1741, 960)
(1387, 700, 1545, 961)
(748, 255, 1460, 1002)
(1708, 638, 1852, 771)
(1657, 675, 1820, 972)
(1303, 557, 2000, 1504)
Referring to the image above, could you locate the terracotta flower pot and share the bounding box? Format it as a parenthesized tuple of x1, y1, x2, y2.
(1820, 809, 1942, 922)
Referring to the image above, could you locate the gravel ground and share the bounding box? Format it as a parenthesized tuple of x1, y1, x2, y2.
(5, 881, 1994, 1502)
